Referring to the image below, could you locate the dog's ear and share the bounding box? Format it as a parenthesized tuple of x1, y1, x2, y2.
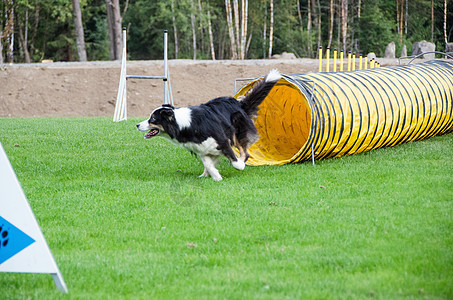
(160, 108, 175, 121)
(162, 104, 175, 109)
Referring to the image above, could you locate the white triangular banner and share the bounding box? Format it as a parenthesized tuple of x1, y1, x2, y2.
(0, 142, 68, 293)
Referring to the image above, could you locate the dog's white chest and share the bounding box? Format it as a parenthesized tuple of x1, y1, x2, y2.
(182, 137, 221, 156)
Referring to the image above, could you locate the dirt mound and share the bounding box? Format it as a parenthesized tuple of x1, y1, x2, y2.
(0, 58, 401, 118)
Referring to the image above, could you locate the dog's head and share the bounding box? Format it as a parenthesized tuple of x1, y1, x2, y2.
(136, 104, 176, 139)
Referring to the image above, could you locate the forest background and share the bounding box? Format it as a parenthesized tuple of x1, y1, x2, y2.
(0, 0, 452, 64)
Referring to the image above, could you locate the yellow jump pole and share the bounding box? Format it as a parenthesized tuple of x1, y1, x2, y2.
(333, 49, 337, 72)
(359, 55, 363, 70)
(370, 59, 375, 68)
(326, 48, 330, 72)
(364, 57, 368, 69)
(340, 50, 344, 71)
(352, 53, 356, 71)
(347, 52, 352, 71)
(318, 46, 323, 72)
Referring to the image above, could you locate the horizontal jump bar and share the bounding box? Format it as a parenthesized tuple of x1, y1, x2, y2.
(126, 75, 167, 80)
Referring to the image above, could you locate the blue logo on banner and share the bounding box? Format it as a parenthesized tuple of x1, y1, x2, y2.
(0, 216, 36, 265)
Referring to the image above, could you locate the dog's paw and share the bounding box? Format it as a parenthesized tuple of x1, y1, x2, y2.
(232, 159, 245, 170)
(212, 174, 223, 181)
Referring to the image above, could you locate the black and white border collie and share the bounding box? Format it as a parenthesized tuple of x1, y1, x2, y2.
(137, 69, 281, 181)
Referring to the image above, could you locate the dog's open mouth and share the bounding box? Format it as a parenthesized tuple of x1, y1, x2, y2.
(145, 129, 159, 138)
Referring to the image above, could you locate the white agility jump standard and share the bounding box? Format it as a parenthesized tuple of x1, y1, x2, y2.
(114, 29, 173, 122)
(0, 143, 68, 293)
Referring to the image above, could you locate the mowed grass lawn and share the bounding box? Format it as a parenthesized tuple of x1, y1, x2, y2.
(0, 117, 452, 299)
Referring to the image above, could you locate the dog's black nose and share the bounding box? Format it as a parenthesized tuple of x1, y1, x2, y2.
(136, 124, 140, 128)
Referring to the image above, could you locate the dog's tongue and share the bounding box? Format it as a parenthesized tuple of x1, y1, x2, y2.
(145, 129, 159, 138)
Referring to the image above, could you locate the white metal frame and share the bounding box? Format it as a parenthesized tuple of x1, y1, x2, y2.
(114, 29, 172, 122)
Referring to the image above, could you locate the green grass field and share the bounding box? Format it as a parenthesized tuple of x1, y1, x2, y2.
(0, 117, 452, 299)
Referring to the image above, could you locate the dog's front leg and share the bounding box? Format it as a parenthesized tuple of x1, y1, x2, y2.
(200, 156, 222, 181)
(219, 141, 245, 171)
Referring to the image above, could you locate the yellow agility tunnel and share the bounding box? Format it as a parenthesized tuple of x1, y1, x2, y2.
(235, 60, 453, 166)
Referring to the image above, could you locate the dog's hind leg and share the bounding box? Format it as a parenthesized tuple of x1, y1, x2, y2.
(199, 156, 219, 177)
(200, 156, 222, 181)
(199, 168, 209, 178)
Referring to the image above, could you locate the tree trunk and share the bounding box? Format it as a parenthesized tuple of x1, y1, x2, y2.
(190, 0, 197, 59)
(357, 0, 361, 18)
(328, 0, 334, 48)
(219, 29, 225, 59)
(112, 0, 122, 60)
(240, 0, 244, 59)
(240, 0, 248, 59)
(444, 0, 448, 49)
(17, 11, 31, 63)
(404, 0, 408, 35)
(29, 4, 40, 59)
(171, 0, 179, 59)
(246, 33, 252, 55)
(311, 0, 318, 51)
(263, 3, 267, 58)
(431, 0, 434, 42)
(0, 8, 3, 64)
(6, 3, 14, 63)
(198, 0, 205, 54)
(0, 34, 3, 64)
(24, 8, 30, 61)
(317, 0, 321, 48)
(307, 0, 312, 55)
(268, 0, 274, 58)
(225, 0, 237, 59)
(122, 0, 129, 16)
(233, 0, 241, 59)
(72, 0, 87, 62)
(106, 0, 115, 60)
(297, 0, 303, 35)
(207, 9, 216, 60)
(225, 0, 248, 60)
(399, 0, 403, 43)
(337, 1, 341, 47)
(396, 0, 399, 37)
(341, 0, 347, 52)
(233, 0, 240, 58)
(106, 0, 122, 60)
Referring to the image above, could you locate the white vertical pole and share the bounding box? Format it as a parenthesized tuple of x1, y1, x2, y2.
(164, 30, 169, 105)
(115, 29, 172, 118)
(122, 28, 127, 120)
(121, 68, 127, 121)
(114, 28, 127, 122)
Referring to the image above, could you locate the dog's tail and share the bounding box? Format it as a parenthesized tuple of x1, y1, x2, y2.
(239, 69, 281, 118)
